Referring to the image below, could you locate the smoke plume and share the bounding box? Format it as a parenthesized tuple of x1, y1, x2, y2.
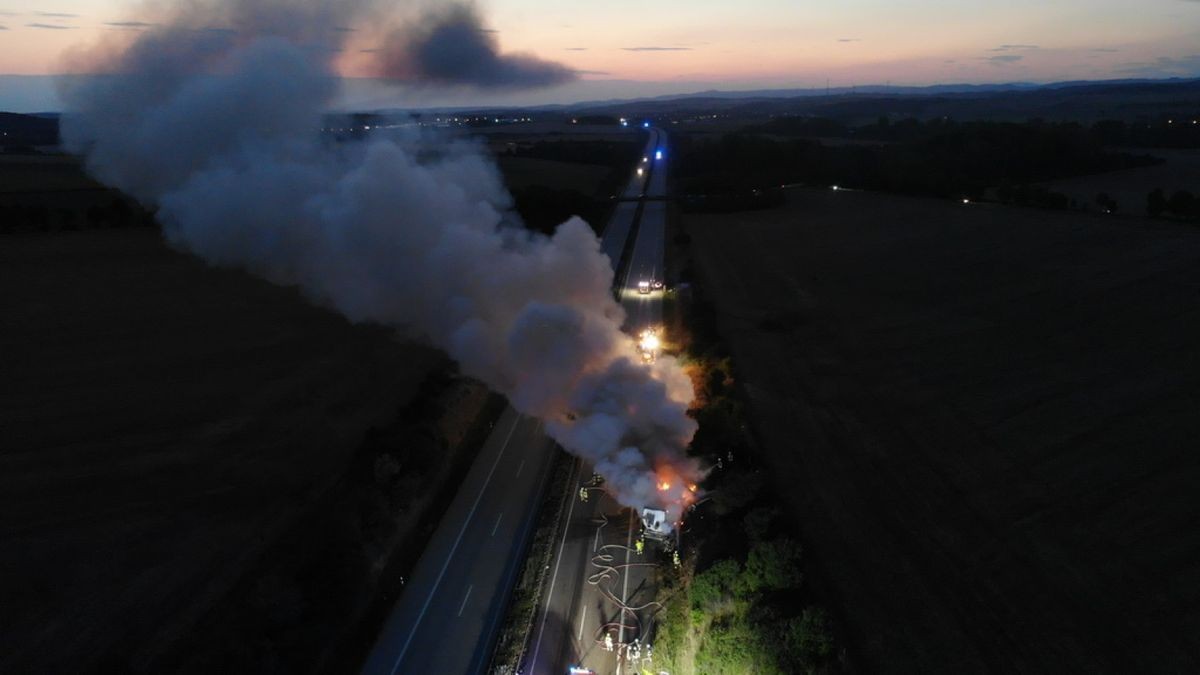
(375, 3, 576, 89)
(60, 1, 700, 520)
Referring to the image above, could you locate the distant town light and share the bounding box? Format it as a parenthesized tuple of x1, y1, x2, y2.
(831, 185, 840, 191)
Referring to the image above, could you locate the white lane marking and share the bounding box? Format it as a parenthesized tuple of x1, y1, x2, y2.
(529, 458, 582, 667)
(389, 415, 521, 674)
(515, 458, 526, 477)
(578, 606, 587, 642)
(492, 512, 504, 537)
(458, 585, 473, 617)
(593, 527, 601, 552)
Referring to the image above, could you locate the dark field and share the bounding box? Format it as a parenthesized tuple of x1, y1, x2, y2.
(0, 229, 434, 672)
(687, 189, 1200, 673)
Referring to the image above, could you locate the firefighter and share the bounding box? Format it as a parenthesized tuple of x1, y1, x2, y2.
(604, 633, 614, 652)
(579, 487, 588, 502)
(635, 538, 645, 555)
(672, 550, 681, 568)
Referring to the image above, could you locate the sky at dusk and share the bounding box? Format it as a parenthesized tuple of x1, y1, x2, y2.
(1, 0, 1198, 111)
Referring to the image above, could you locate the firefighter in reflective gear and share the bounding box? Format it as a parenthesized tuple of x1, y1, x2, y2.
(604, 633, 614, 652)
(672, 550, 681, 568)
(579, 487, 588, 502)
(635, 538, 645, 555)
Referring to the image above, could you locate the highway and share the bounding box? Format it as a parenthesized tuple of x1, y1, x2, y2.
(361, 128, 660, 675)
(525, 129, 670, 675)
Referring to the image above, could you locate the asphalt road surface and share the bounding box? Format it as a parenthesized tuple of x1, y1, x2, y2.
(525, 131, 670, 675)
(362, 129, 659, 675)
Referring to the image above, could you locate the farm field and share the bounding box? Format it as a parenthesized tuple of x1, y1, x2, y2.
(687, 188, 1200, 673)
(0, 229, 435, 672)
(494, 155, 610, 194)
(1039, 147, 1200, 214)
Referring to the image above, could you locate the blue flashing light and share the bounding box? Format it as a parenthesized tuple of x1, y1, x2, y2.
(642, 121, 650, 128)
(655, 149, 663, 160)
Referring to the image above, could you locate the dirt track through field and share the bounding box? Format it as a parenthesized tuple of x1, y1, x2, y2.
(689, 188, 1200, 673)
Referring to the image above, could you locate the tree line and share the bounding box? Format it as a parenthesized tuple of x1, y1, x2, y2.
(0, 198, 154, 234)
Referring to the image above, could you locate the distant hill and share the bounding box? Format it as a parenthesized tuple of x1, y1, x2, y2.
(362, 78, 1200, 126)
(566, 78, 1200, 124)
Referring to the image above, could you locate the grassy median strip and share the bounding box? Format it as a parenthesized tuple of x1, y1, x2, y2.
(487, 449, 574, 674)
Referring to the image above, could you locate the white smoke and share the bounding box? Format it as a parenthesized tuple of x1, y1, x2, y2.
(60, 2, 702, 519)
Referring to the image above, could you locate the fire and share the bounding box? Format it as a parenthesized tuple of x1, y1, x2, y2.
(652, 463, 702, 523)
(637, 327, 662, 364)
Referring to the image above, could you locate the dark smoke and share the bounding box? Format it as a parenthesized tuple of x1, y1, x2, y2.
(59, 1, 700, 520)
(375, 3, 576, 89)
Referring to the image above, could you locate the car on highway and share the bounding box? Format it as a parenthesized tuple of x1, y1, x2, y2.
(637, 280, 651, 294)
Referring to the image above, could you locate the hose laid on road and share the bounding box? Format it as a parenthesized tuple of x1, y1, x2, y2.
(587, 543, 662, 646)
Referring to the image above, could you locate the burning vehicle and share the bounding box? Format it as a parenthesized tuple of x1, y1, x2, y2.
(638, 327, 661, 363)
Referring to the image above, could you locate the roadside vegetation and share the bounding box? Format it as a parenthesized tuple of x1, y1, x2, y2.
(651, 234, 841, 674)
(488, 451, 574, 674)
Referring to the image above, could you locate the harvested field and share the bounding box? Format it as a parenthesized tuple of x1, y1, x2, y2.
(494, 156, 610, 194)
(687, 188, 1200, 673)
(0, 229, 436, 673)
(1039, 147, 1200, 215)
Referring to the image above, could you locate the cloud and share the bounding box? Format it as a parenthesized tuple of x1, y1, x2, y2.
(106, 21, 156, 29)
(375, 3, 575, 89)
(35, 11, 78, 18)
(333, 26, 355, 32)
(0, 24, 7, 30)
(574, 69, 609, 76)
(621, 46, 691, 52)
(1090, 47, 1120, 53)
(837, 38, 861, 43)
(989, 44, 1039, 52)
(26, 22, 74, 29)
(981, 54, 1024, 65)
(565, 47, 587, 51)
